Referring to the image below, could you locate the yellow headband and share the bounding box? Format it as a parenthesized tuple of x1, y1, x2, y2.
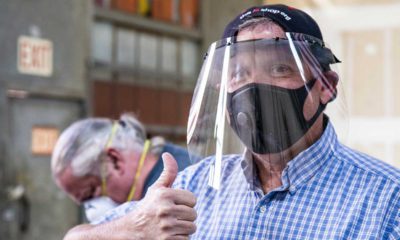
(126, 139, 151, 201)
(100, 121, 151, 202)
(101, 121, 119, 196)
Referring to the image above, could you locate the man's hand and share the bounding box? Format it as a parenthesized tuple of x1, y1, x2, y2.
(124, 152, 197, 239)
(63, 153, 197, 240)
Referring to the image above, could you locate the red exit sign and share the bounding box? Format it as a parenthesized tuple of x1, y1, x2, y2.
(18, 36, 53, 77)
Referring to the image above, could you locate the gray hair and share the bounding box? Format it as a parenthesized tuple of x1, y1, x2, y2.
(51, 113, 165, 178)
(238, 17, 275, 33)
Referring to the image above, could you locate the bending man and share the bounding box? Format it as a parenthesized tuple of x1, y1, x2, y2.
(51, 113, 191, 223)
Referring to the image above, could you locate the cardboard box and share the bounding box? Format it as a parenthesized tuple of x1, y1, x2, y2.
(180, 0, 198, 28)
(152, 0, 178, 23)
(111, 0, 138, 14)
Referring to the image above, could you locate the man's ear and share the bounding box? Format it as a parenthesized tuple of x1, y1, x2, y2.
(320, 70, 339, 104)
(105, 148, 125, 175)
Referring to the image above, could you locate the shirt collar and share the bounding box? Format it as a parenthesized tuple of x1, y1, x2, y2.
(240, 118, 339, 194)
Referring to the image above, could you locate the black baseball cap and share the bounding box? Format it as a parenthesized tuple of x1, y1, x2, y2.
(222, 4, 340, 64)
(223, 4, 323, 40)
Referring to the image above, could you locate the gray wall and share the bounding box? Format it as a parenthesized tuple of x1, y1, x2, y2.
(0, 0, 89, 239)
(0, 0, 90, 98)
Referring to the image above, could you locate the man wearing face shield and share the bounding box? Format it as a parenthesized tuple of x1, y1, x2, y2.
(63, 4, 400, 240)
(51, 113, 191, 223)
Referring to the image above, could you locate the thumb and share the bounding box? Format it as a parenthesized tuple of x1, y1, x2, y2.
(153, 152, 178, 188)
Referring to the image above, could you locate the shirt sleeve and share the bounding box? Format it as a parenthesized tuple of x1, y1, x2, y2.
(386, 190, 400, 240)
(388, 206, 400, 240)
(92, 201, 138, 225)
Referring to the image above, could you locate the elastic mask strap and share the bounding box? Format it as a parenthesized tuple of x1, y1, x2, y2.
(101, 121, 119, 196)
(126, 139, 151, 201)
(305, 78, 317, 91)
(304, 79, 326, 127)
(307, 102, 326, 127)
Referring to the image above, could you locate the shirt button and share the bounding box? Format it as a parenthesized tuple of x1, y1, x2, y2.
(259, 205, 266, 213)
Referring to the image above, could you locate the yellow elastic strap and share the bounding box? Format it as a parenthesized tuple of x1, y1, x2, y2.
(126, 139, 151, 201)
(101, 121, 119, 196)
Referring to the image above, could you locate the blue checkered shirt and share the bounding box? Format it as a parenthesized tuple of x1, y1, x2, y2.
(96, 121, 400, 239)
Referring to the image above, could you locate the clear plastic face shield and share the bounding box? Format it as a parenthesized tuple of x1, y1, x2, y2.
(187, 32, 346, 189)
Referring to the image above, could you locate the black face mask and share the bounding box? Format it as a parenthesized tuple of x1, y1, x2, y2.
(227, 80, 325, 154)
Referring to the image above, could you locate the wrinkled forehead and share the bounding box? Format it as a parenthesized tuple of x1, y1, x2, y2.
(237, 19, 285, 42)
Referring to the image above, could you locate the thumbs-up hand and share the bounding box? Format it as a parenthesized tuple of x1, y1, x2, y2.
(117, 153, 197, 240)
(152, 152, 180, 188)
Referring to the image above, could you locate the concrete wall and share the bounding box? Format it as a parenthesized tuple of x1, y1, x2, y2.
(0, 0, 90, 98)
(0, 1, 89, 239)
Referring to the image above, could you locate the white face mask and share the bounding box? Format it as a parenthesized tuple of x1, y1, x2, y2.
(83, 196, 119, 223)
